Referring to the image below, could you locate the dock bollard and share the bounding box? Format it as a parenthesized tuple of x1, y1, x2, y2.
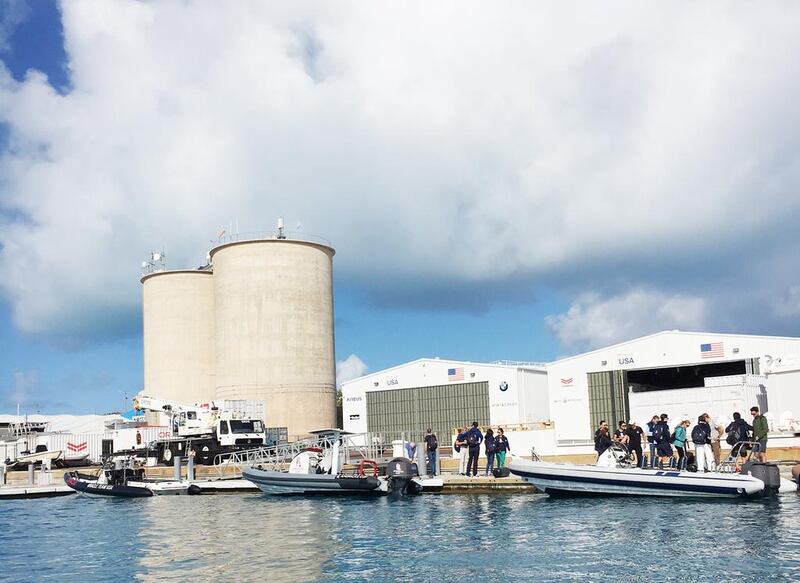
(28, 463, 35, 485)
(173, 455, 182, 481)
(1, 462, 6, 485)
(416, 445, 426, 477)
(187, 452, 195, 481)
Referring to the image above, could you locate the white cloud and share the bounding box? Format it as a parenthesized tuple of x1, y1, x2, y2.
(336, 354, 367, 386)
(1, 3, 800, 341)
(546, 289, 707, 350)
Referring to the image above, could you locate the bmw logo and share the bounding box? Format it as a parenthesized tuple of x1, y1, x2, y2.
(499, 381, 508, 392)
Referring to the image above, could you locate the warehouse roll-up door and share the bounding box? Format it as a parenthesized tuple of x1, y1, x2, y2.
(587, 371, 629, 438)
(366, 381, 489, 443)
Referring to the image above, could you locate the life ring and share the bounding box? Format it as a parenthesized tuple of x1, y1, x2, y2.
(359, 459, 378, 477)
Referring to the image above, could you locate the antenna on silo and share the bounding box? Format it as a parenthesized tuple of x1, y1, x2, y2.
(277, 217, 286, 239)
(141, 249, 167, 275)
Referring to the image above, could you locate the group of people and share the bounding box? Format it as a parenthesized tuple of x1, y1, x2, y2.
(451, 422, 511, 477)
(594, 406, 769, 471)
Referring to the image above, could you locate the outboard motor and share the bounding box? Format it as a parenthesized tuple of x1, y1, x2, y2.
(385, 457, 422, 496)
(741, 461, 781, 497)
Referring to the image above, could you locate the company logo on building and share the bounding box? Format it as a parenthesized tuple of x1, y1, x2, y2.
(499, 381, 508, 392)
(346, 396, 363, 402)
(67, 441, 87, 453)
(561, 377, 573, 387)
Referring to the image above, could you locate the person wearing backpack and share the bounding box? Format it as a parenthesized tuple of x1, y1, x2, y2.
(424, 428, 438, 476)
(750, 406, 769, 463)
(646, 415, 660, 468)
(484, 428, 496, 476)
(725, 412, 752, 458)
(653, 414, 673, 468)
(673, 419, 689, 470)
(495, 427, 511, 468)
(692, 414, 713, 472)
(454, 427, 468, 476)
(465, 421, 483, 477)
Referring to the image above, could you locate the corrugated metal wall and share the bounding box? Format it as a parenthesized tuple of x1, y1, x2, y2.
(587, 371, 629, 437)
(366, 381, 490, 443)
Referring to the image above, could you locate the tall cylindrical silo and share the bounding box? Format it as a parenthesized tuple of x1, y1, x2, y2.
(211, 239, 336, 440)
(141, 270, 216, 404)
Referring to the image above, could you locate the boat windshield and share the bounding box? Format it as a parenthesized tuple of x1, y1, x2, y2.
(229, 420, 263, 434)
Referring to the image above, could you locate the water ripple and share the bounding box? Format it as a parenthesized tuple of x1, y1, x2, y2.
(0, 492, 797, 582)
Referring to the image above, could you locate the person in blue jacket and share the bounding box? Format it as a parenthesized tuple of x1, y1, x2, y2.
(673, 419, 689, 470)
(484, 428, 496, 476)
(465, 422, 483, 477)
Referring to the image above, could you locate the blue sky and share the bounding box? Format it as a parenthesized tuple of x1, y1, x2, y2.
(2, 2, 800, 414)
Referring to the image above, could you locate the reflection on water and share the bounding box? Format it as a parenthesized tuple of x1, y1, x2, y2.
(136, 494, 343, 583)
(0, 492, 798, 582)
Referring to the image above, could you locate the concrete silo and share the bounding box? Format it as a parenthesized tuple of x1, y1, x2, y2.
(210, 239, 337, 439)
(141, 270, 216, 404)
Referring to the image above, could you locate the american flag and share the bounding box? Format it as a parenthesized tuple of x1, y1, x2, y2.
(448, 367, 464, 381)
(700, 342, 724, 359)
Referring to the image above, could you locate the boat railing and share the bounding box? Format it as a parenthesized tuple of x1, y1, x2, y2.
(213, 435, 337, 477)
(718, 440, 764, 473)
(213, 432, 406, 478)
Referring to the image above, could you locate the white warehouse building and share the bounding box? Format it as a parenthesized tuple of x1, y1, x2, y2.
(342, 358, 549, 447)
(342, 331, 800, 460)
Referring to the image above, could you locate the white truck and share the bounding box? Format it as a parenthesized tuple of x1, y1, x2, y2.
(133, 395, 267, 465)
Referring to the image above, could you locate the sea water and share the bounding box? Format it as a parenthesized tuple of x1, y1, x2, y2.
(1, 492, 798, 582)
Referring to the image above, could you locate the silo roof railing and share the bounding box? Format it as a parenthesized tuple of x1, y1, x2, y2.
(212, 230, 332, 248)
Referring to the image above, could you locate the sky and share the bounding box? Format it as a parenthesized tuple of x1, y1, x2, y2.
(1, 1, 800, 414)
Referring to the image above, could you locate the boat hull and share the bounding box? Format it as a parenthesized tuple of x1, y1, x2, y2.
(64, 472, 154, 498)
(242, 467, 385, 495)
(508, 460, 765, 498)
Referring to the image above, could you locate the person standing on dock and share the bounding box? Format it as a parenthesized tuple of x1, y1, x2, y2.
(455, 427, 468, 475)
(751, 406, 769, 463)
(624, 420, 645, 468)
(653, 414, 673, 468)
(465, 422, 483, 477)
(646, 415, 659, 468)
(484, 428, 496, 476)
(495, 428, 511, 468)
(424, 428, 438, 476)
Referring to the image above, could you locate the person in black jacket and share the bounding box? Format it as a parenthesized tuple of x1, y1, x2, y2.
(465, 422, 483, 477)
(484, 428, 496, 476)
(692, 414, 713, 472)
(653, 414, 673, 468)
(624, 420, 645, 468)
(725, 412, 752, 458)
(646, 415, 659, 468)
(495, 428, 511, 468)
(594, 420, 612, 458)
